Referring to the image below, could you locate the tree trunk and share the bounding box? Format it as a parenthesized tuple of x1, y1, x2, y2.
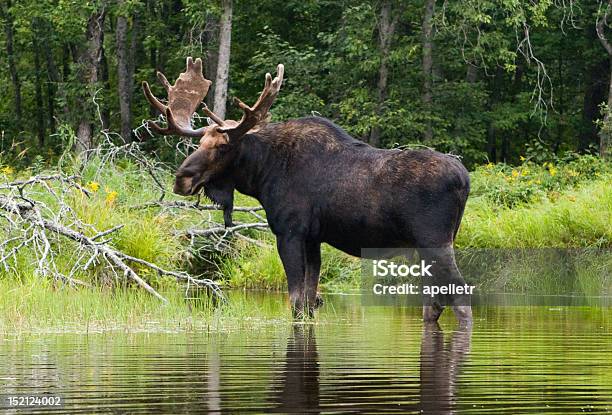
(553, 37, 565, 153)
(62, 43, 71, 79)
(75, 9, 106, 153)
(0, 1, 22, 124)
(578, 24, 607, 152)
(369, 0, 398, 148)
(601, 58, 612, 158)
(421, 0, 435, 142)
(44, 38, 59, 134)
(116, 1, 134, 141)
(205, 12, 219, 108)
(486, 66, 506, 162)
(100, 43, 111, 130)
(580, 59, 607, 152)
(466, 64, 478, 83)
(129, 15, 137, 86)
(146, 0, 157, 86)
(213, 0, 232, 119)
(596, 0, 612, 158)
(33, 32, 46, 146)
(486, 124, 497, 163)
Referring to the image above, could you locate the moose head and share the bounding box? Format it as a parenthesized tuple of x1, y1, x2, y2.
(142, 57, 284, 198)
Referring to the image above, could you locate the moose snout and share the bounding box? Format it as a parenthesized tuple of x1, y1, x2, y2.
(173, 177, 193, 196)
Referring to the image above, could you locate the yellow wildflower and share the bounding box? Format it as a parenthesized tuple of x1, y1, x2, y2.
(87, 181, 100, 192)
(105, 190, 118, 205)
(522, 168, 529, 176)
(486, 162, 494, 169)
(512, 169, 519, 178)
(549, 167, 557, 177)
(1, 166, 14, 175)
(520, 155, 526, 162)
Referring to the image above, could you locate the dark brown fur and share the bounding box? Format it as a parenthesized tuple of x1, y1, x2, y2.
(175, 116, 472, 323)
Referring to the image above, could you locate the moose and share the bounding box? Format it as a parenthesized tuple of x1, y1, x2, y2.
(142, 57, 472, 324)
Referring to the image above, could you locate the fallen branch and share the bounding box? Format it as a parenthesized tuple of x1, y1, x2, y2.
(0, 174, 91, 196)
(135, 201, 270, 248)
(235, 232, 273, 248)
(185, 222, 269, 237)
(117, 252, 225, 300)
(0, 193, 168, 303)
(91, 224, 124, 240)
(133, 200, 265, 213)
(0, 174, 224, 303)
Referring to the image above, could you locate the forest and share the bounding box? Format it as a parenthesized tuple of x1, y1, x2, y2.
(1, 0, 612, 168)
(0, 1, 611, 327)
(2, 3, 612, 413)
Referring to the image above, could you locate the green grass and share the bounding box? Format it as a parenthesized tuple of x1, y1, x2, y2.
(0, 277, 293, 335)
(218, 240, 360, 291)
(1, 154, 610, 331)
(457, 177, 612, 248)
(469, 154, 611, 208)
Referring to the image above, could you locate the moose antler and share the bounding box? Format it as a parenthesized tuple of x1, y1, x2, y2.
(203, 64, 284, 139)
(142, 57, 211, 138)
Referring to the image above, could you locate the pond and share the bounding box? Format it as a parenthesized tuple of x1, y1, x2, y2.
(1, 293, 611, 414)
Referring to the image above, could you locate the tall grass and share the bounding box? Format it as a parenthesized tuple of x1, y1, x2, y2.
(0, 277, 293, 334)
(457, 177, 611, 248)
(0, 154, 610, 331)
(218, 240, 360, 291)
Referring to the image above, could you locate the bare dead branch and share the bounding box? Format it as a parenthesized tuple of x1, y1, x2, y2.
(0, 193, 168, 303)
(133, 200, 264, 213)
(597, 0, 612, 56)
(185, 222, 269, 238)
(0, 173, 225, 303)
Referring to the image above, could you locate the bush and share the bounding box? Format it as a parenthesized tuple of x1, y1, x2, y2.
(470, 154, 610, 208)
(458, 177, 612, 248)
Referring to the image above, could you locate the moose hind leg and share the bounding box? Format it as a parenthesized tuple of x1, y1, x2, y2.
(423, 303, 445, 323)
(443, 247, 473, 325)
(419, 247, 472, 325)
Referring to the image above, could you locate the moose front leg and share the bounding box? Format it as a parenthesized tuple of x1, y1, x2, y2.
(419, 247, 473, 326)
(223, 205, 233, 228)
(276, 234, 307, 318)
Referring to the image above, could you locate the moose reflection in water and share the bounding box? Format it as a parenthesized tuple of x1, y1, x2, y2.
(420, 323, 472, 414)
(270, 323, 471, 413)
(271, 325, 320, 413)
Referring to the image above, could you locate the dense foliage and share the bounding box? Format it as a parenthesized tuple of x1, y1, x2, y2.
(1, 1, 612, 169)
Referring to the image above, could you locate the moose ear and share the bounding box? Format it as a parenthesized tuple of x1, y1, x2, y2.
(211, 125, 232, 145)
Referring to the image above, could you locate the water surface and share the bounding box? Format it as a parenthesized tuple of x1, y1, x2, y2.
(1, 294, 611, 413)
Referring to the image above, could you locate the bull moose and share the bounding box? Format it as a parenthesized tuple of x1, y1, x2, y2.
(142, 57, 472, 324)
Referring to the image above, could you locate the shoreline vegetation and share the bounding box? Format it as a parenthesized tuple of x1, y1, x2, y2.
(0, 150, 610, 332)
